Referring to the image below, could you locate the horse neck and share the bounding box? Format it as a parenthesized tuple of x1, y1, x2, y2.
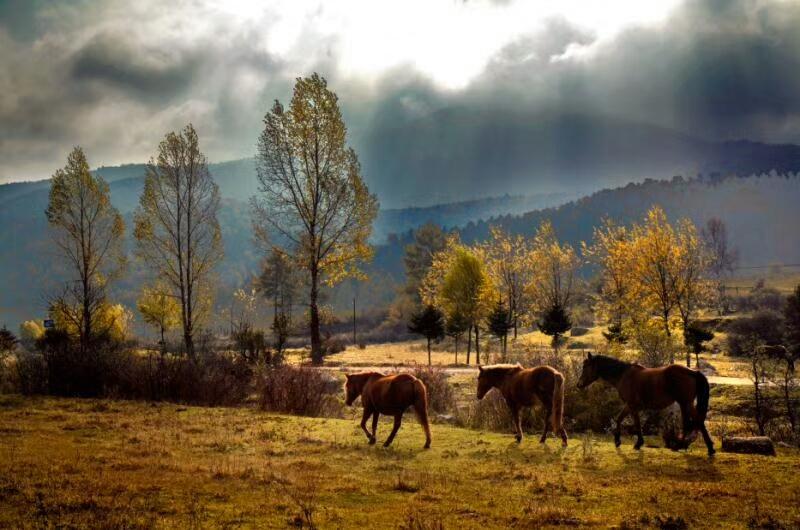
(597, 360, 631, 386)
(355, 372, 382, 393)
(494, 368, 521, 392)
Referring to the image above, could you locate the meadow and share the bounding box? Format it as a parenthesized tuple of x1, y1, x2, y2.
(1, 395, 798, 529)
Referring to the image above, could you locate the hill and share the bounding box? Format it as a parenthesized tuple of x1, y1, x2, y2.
(1, 395, 797, 528)
(359, 108, 800, 207)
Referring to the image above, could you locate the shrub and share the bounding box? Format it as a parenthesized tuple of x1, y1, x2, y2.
(257, 366, 342, 417)
(409, 365, 455, 414)
(726, 310, 785, 358)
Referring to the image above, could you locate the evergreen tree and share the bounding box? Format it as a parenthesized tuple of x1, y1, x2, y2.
(538, 302, 572, 353)
(445, 311, 469, 364)
(487, 300, 512, 357)
(408, 305, 445, 366)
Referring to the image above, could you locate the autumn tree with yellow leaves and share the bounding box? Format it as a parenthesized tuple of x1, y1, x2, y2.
(252, 74, 379, 364)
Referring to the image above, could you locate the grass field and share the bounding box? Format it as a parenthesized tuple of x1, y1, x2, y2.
(1, 396, 798, 529)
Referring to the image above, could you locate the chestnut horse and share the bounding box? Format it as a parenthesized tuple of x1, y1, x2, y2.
(577, 353, 715, 455)
(344, 372, 431, 449)
(477, 364, 568, 446)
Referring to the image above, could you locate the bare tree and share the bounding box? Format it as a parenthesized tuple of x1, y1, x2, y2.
(46, 147, 125, 353)
(134, 124, 223, 357)
(251, 74, 378, 364)
(702, 218, 739, 314)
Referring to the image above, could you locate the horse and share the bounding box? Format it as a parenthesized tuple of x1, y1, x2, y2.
(344, 371, 432, 449)
(476, 364, 568, 446)
(577, 352, 715, 455)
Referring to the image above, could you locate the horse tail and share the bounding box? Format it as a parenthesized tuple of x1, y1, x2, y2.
(412, 378, 432, 448)
(694, 370, 710, 424)
(551, 369, 565, 434)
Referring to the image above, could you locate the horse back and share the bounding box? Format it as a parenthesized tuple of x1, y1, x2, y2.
(621, 364, 700, 409)
(365, 373, 420, 413)
(508, 366, 557, 406)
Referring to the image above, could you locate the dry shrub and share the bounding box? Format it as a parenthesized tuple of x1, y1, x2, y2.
(456, 390, 516, 432)
(409, 365, 455, 414)
(257, 366, 342, 417)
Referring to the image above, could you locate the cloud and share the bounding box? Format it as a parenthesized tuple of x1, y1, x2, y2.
(1, 0, 800, 187)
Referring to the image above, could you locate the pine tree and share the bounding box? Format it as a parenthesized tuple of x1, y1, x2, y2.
(408, 305, 445, 366)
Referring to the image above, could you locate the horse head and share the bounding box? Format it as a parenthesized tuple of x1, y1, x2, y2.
(577, 352, 598, 389)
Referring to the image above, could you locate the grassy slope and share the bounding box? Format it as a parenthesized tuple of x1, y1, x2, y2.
(1, 396, 798, 529)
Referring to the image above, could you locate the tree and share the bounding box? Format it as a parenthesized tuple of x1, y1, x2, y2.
(408, 305, 445, 366)
(528, 220, 578, 352)
(257, 247, 301, 322)
(252, 73, 379, 365)
(137, 284, 181, 348)
(445, 311, 469, 364)
(674, 218, 711, 366)
(19, 320, 45, 349)
(538, 302, 572, 353)
(404, 223, 446, 303)
(784, 284, 800, 371)
(702, 218, 739, 314)
(487, 300, 512, 358)
(627, 207, 682, 360)
(0, 326, 17, 356)
(51, 302, 132, 343)
(424, 245, 494, 364)
(585, 219, 633, 341)
(481, 226, 534, 339)
(134, 124, 223, 357)
(46, 147, 125, 353)
(683, 323, 714, 369)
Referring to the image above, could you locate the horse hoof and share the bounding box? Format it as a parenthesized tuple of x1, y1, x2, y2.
(515, 436, 522, 444)
(424, 443, 431, 449)
(614, 439, 621, 448)
(708, 447, 716, 457)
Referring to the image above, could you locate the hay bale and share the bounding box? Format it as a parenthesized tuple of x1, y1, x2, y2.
(721, 436, 776, 456)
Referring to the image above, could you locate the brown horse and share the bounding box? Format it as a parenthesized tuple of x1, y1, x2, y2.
(477, 364, 568, 446)
(344, 372, 432, 449)
(577, 353, 715, 455)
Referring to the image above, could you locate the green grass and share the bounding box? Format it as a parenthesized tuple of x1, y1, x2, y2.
(1, 396, 798, 528)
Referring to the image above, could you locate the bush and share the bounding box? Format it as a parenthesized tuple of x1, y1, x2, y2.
(257, 366, 342, 417)
(322, 335, 346, 356)
(726, 310, 785, 358)
(409, 365, 455, 414)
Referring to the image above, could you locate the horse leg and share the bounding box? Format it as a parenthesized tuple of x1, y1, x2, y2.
(370, 412, 380, 445)
(689, 403, 715, 455)
(383, 414, 403, 447)
(413, 400, 432, 449)
(511, 405, 523, 443)
(360, 408, 375, 444)
(540, 401, 552, 443)
(679, 402, 696, 442)
(631, 410, 644, 450)
(614, 406, 630, 447)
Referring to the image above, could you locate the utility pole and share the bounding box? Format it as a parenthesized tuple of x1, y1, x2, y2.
(352, 296, 357, 345)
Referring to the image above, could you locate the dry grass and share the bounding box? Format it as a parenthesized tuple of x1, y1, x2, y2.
(0, 395, 798, 528)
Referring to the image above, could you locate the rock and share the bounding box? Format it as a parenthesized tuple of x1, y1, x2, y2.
(721, 436, 776, 456)
(435, 414, 457, 424)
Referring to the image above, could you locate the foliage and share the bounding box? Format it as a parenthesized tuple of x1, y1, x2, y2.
(783, 284, 800, 363)
(479, 226, 535, 336)
(726, 310, 785, 358)
(46, 147, 126, 352)
(527, 220, 579, 319)
(134, 124, 223, 356)
(487, 300, 512, 355)
(137, 284, 180, 344)
(0, 326, 17, 355)
(408, 305, 445, 365)
(51, 302, 132, 343)
(537, 302, 572, 351)
(231, 324, 268, 364)
(256, 247, 301, 319)
(252, 73, 379, 364)
(257, 366, 341, 417)
(18, 320, 44, 349)
(602, 322, 628, 344)
(683, 323, 715, 367)
(403, 223, 446, 302)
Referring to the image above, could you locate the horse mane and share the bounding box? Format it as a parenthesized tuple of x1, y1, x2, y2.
(480, 364, 522, 382)
(592, 355, 633, 380)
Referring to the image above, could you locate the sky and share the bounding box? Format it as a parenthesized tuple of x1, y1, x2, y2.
(1, 0, 800, 183)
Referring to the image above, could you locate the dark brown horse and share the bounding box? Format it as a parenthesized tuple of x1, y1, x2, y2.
(577, 353, 715, 455)
(477, 364, 568, 446)
(344, 372, 432, 449)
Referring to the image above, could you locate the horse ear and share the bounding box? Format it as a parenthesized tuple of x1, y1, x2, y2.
(587, 352, 593, 360)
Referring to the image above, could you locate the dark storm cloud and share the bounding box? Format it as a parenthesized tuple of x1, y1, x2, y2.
(2, 0, 800, 183)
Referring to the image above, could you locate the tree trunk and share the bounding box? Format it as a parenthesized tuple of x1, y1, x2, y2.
(466, 324, 472, 365)
(475, 326, 481, 365)
(427, 337, 431, 366)
(454, 337, 458, 364)
(309, 267, 323, 365)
